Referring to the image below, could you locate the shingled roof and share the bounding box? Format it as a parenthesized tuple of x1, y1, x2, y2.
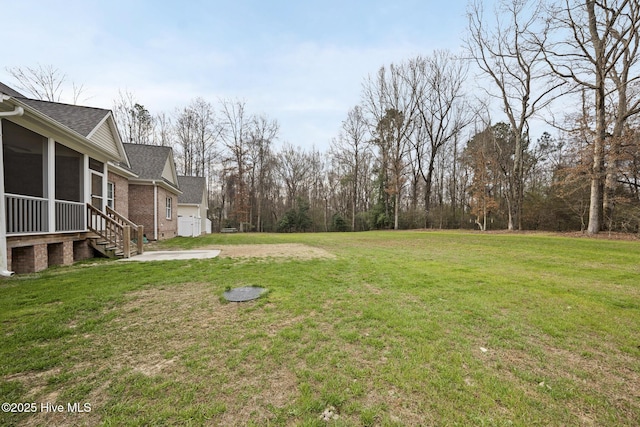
(177, 176, 206, 205)
(123, 143, 181, 194)
(0, 82, 111, 138)
(18, 98, 110, 138)
(123, 143, 171, 179)
(0, 82, 25, 98)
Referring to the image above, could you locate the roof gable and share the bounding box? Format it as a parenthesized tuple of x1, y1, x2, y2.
(0, 82, 129, 165)
(88, 114, 127, 160)
(124, 143, 179, 189)
(161, 154, 176, 183)
(16, 97, 110, 138)
(177, 176, 206, 205)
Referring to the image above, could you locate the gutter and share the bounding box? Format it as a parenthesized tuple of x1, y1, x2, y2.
(153, 181, 158, 241)
(0, 103, 25, 276)
(0, 105, 24, 118)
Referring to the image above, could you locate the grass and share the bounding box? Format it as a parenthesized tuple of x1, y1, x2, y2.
(1, 230, 639, 426)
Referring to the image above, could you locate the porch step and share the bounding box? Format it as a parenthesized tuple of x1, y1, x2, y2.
(88, 237, 138, 259)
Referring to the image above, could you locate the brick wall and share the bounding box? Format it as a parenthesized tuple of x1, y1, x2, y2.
(128, 184, 155, 240)
(157, 187, 177, 240)
(108, 171, 130, 218)
(128, 184, 178, 240)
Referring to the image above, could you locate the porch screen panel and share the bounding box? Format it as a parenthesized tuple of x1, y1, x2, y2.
(55, 143, 82, 202)
(2, 120, 45, 197)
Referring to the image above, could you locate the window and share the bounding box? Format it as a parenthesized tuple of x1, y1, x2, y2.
(166, 197, 172, 219)
(89, 157, 104, 172)
(107, 182, 115, 209)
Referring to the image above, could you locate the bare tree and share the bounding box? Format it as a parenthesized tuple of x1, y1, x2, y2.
(307, 146, 329, 231)
(406, 51, 471, 227)
(541, 0, 640, 234)
(174, 97, 220, 177)
(6, 64, 86, 103)
(362, 64, 417, 229)
(467, 0, 565, 230)
(603, 4, 640, 226)
(190, 97, 220, 178)
(248, 115, 279, 231)
(112, 90, 155, 145)
(174, 104, 198, 175)
(154, 112, 173, 147)
(277, 143, 310, 208)
(331, 105, 370, 230)
(220, 99, 251, 231)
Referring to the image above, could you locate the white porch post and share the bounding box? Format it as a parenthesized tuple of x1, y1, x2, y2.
(0, 104, 24, 276)
(102, 162, 108, 212)
(83, 155, 90, 205)
(0, 119, 11, 275)
(47, 138, 55, 233)
(83, 155, 90, 230)
(153, 181, 158, 240)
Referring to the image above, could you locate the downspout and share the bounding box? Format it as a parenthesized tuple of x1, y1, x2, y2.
(153, 181, 158, 240)
(0, 105, 25, 277)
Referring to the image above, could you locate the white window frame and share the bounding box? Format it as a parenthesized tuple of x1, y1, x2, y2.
(166, 197, 172, 219)
(107, 181, 115, 209)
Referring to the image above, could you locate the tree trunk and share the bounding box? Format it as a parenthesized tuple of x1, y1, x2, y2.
(587, 83, 606, 235)
(423, 150, 437, 228)
(394, 192, 400, 230)
(513, 132, 524, 231)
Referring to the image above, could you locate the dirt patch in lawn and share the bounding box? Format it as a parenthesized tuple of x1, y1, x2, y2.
(13, 282, 300, 426)
(207, 243, 336, 260)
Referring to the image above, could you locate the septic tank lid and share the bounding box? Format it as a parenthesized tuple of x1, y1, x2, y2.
(223, 286, 267, 302)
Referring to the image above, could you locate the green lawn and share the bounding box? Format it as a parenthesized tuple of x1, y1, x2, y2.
(1, 231, 639, 426)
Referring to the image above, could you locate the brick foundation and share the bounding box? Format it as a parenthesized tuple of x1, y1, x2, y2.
(11, 244, 48, 274)
(73, 240, 95, 262)
(5, 236, 98, 274)
(48, 241, 74, 267)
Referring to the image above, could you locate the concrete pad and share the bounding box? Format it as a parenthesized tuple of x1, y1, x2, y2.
(120, 250, 221, 262)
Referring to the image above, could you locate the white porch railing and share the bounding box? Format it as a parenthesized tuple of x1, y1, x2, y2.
(6, 193, 48, 234)
(55, 200, 85, 232)
(5, 194, 86, 235)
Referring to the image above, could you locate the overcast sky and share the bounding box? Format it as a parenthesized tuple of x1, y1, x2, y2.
(2, 0, 475, 149)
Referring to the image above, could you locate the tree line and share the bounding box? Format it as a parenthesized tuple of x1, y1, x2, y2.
(8, 0, 640, 234)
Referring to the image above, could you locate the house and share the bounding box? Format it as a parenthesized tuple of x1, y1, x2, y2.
(177, 175, 210, 237)
(123, 143, 181, 241)
(0, 82, 143, 274)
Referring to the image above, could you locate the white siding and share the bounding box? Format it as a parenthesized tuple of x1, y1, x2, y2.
(88, 122, 120, 158)
(161, 159, 172, 182)
(199, 189, 208, 217)
(179, 205, 200, 217)
(161, 157, 178, 186)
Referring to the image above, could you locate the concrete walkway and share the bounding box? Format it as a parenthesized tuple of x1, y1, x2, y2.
(120, 250, 221, 262)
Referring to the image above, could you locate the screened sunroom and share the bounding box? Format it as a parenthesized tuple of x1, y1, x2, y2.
(2, 119, 108, 235)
